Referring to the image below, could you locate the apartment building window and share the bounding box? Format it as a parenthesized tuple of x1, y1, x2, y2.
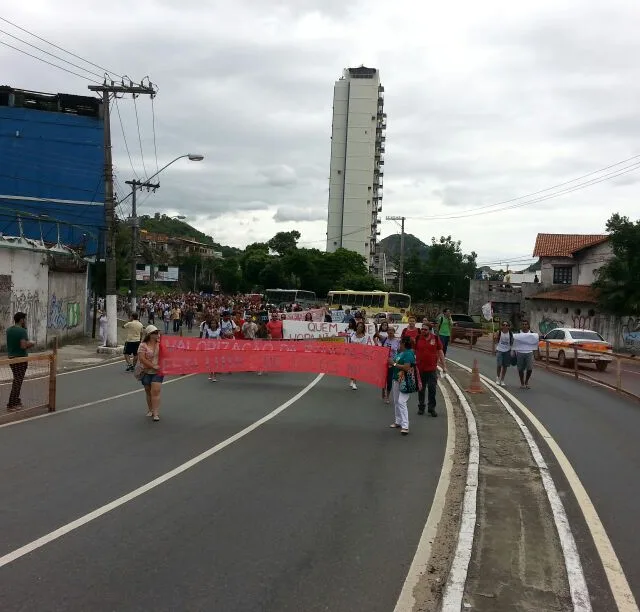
(553, 266, 573, 284)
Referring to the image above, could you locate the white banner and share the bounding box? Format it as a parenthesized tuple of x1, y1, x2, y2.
(481, 302, 493, 322)
(283, 320, 400, 345)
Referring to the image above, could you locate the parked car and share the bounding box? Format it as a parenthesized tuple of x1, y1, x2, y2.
(449, 314, 483, 345)
(535, 328, 613, 371)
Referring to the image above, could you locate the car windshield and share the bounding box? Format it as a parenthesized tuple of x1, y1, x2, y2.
(570, 330, 605, 341)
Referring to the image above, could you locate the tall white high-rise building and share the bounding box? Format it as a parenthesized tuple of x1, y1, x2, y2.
(326, 66, 386, 274)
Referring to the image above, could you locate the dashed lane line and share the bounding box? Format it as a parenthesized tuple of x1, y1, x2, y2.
(0, 374, 196, 430)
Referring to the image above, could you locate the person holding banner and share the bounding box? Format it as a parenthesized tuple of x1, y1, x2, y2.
(136, 325, 164, 422)
(349, 321, 369, 390)
(379, 325, 400, 404)
(390, 336, 417, 436)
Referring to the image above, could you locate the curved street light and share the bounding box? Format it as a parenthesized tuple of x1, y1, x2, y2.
(128, 154, 204, 310)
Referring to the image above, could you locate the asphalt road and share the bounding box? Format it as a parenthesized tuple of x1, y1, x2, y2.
(1, 363, 448, 611)
(448, 345, 640, 607)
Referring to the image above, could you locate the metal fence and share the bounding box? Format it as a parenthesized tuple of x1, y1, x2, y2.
(0, 350, 57, 423)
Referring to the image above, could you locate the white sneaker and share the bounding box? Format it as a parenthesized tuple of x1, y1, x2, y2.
(495, 377, 501, 385)
(352, 382, 358, 390)
(500, 380, 506, 387)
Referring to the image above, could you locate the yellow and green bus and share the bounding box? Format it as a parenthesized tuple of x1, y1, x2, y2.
(327, 290, 411, 314)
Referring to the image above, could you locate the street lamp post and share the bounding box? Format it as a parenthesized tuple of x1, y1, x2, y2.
(126, 154, 203, 314)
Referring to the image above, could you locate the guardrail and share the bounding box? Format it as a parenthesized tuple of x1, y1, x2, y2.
(539, 340, 639, 400)
(0, 346, 58, 423)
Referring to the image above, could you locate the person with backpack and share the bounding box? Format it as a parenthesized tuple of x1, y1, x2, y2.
(494, 320, 514, 386)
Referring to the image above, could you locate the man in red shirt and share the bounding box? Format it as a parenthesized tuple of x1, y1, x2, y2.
(401, 315, 420, 346)
(266, 312, 284, 340)
(414, 322, 447, 416)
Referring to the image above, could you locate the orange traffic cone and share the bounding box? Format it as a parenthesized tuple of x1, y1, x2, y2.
(466, 359, 484, 394)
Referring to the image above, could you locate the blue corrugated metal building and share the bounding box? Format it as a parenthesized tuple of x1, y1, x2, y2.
(0, 86, 104, 255)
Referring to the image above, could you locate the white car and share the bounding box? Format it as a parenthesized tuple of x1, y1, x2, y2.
(536, 328, 613, 371)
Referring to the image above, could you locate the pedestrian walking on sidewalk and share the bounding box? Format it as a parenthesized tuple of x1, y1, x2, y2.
(415, 322, 446, 416)
(436, 308, 453, 355)
(390, 336, 417, 436)
(6, 312, 35, 412)
(494, 321, 514, 386)
(136, 325, 164, 421)
(514, 320, 539, 389)
(98, 310, 108, 347)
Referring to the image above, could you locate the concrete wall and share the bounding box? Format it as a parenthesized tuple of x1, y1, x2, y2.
(0, 247, 48, 349)
(47, 269, 87, 344)
(526, 300, 639, 355)
(0, 246, 88, 350)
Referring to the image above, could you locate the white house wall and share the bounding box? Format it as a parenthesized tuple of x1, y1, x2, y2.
(0, 248, 48, 348)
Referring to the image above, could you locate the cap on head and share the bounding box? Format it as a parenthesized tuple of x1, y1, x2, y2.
(145, 324, 159, 336)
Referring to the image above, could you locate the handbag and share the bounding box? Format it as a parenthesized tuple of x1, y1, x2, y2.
(399, 365, 420, 394)
(510, 351, 518, 367)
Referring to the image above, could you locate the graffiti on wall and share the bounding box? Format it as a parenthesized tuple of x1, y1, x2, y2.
(571, 315, 592, 330)
(538, 316, 565, 335)
(47, 294, 81, 330)
(1, 288, 46, 344)
(621, 317, 640, 355)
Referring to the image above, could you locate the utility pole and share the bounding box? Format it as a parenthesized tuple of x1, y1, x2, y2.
(89, 80, 156, 348)
(386, 216, 406, 292)
(125, 179, 159, 313)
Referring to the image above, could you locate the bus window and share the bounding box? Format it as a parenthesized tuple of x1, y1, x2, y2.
(388, 293, 411, 309)
(362, 294, 372, 307)
(371, 295, 383, 308)
(352, 294, 364, 307)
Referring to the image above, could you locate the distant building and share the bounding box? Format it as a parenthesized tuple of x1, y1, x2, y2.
(139, 230, 221, 260)
(326, 66, 386, 275)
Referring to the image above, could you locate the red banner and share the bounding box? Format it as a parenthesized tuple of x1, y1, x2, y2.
(159, 336, 389, 387)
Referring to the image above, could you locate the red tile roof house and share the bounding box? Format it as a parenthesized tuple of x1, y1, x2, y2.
(523, 234, 634, 346)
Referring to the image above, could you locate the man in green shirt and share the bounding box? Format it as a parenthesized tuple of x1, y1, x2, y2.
(6, 311, 35, 411)
(436, 308, 453, 355)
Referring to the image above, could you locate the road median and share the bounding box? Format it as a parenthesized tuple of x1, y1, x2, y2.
(418, 364, 576, 611)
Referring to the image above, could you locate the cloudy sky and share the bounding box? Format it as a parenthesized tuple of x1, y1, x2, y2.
(2, 0, 640, 269)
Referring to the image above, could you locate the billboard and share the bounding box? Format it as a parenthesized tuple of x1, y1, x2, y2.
(136, 265, 179, 282)
(0, 87, 104, 255)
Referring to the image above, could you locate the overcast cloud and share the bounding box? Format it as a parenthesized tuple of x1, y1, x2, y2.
(2, 0, 640, 268)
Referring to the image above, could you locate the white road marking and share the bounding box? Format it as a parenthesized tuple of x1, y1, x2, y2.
(449, 357, 639, 612)
(0, 374, 324, 569)
(0, 357, 124, 388)
(393, 379, 456, 612)
(440, 373, 480, 612)
(0, 375, 196, 430)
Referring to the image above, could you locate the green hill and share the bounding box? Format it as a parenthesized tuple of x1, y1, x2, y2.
(379, 233, 430, 263)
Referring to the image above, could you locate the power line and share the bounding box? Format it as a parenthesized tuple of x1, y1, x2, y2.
(411, 154, 640, 221)
(0, 15, 124, 79)
(0, 39, 101, 84)
(133, 96, 148, 179)
(114, 97, 139, 179)
(0, 27, 105, 81)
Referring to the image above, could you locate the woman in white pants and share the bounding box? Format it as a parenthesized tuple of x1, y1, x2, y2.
(390, 336, 416, 436)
